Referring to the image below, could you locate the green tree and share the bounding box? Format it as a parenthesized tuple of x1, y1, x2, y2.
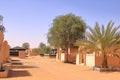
(22, 42, 30, 49)
(39, 42, 46, 49)
(75, 21, 120, 68)
(44, 46, 51, 54)
(0, 15, 5, 33)
(38, 42, 46, 54)
(33, 48, 41, 54)
(34, 42, 52, 54)
(48, 13, 87, 54)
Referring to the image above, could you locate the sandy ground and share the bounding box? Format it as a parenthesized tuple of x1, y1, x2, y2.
(1, 56, 120, 80)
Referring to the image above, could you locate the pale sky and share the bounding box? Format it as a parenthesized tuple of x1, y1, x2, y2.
(0, 0, 120, 48)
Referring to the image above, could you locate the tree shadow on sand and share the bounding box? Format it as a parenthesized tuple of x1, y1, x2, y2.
(11, 59, 38, 69)
(11, 65, 38, 69)
(8, 58, 38, 78)
(8, 69, 31, 78)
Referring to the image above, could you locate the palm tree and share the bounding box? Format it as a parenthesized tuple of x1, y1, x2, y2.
(76, 21, 120, 68)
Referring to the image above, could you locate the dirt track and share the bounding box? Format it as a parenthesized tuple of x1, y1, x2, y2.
(1, 56, 120, 80)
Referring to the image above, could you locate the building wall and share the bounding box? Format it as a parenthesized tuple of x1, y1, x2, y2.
(80, 53, 86, 65)
(76, 53, 80, 65)
(76, 53, 86, 65)
(57, 46, 120, 67)
(80, 53, 120, 67)
(57, 49, 61, 60)
(67, 47, 78, 63)
(56, 47, 78, 63)
(19, 51, 26, 59)
(29, 52, 37, 56)
(95, 55, 120, 67)
(86, 54, 95, 67)
(61, 53, 65, 62)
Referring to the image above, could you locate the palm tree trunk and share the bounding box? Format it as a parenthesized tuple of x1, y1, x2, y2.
(101, 54, 108, 68)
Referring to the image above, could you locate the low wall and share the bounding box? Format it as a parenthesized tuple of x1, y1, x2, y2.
(61, 53, 66, 62)
(67, 48, 78, 63)
(29, 52, 37, 56)
(56, 47, 78, 63)
(95, 55, 120, 67)
(86, 54, 95, 67)
(19, 51, 26, 59)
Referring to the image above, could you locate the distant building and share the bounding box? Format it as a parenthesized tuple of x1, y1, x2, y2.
(10, 46, 26, 56)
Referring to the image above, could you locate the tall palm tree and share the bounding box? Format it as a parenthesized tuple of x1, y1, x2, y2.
(76, 21, 120, 68)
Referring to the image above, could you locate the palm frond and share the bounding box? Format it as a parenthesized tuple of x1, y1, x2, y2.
(75, 21, 120, 55)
